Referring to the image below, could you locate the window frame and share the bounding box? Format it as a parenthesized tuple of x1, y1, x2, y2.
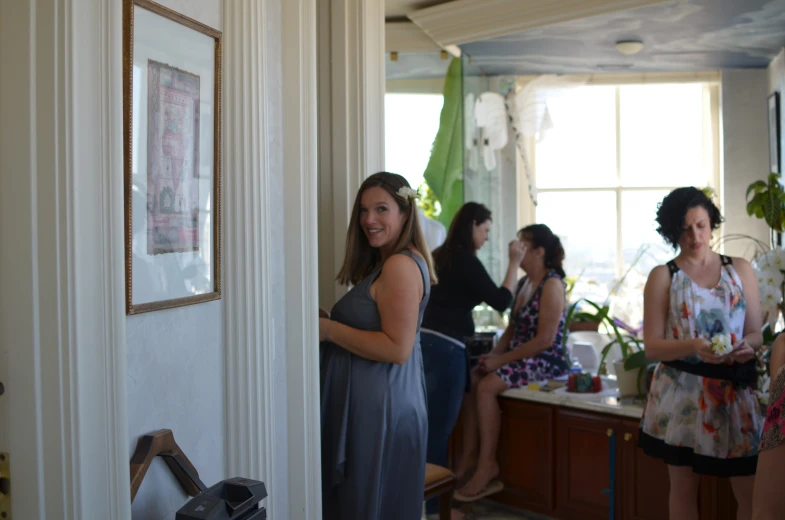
(520, 78, 721, 282)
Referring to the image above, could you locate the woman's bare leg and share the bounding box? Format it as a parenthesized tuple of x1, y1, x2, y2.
(730, 475, 754, 520)
(752, 444, 785, 519)
(458, 373, 508, 496)
(668, 466, 700, 520)
(455, 367, 483, 481)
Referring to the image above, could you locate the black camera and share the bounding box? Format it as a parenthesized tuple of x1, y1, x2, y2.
(176, 477, 267, 520)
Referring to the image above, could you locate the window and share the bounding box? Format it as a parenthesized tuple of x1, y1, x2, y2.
(384, 93, 444, 190)
(532, 82, 719, 326)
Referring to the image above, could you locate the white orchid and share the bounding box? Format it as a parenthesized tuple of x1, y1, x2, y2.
(396, 186, 419, 201)
(710, 334, 733, 355)
(753, 251, 785, 329)
(754, 249, 785, 271)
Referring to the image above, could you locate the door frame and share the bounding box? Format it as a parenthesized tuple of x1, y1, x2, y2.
(0, 0, 130, 518)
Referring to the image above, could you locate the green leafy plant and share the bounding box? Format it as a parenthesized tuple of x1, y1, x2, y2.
(746, 172, 785, 239)
(417, 181, 441, 220)
(564, 298, 655, 395)
(562, 297, 607, 338)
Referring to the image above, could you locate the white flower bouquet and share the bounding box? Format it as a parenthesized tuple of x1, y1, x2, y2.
(709, 334, 733, 355)
(752, 248, 785, 329)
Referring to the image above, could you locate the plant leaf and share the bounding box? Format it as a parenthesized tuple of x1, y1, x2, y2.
(763, 195, 784, 232)
(623, 350, 649, 370)
(747, 180, 767, 198)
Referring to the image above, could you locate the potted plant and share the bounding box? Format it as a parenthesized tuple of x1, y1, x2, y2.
(746, 172, 785, 248)
(563, 298, 654, 397)
(563, 297, 604, 333)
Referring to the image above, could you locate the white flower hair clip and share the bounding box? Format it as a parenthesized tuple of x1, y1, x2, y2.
(396, 186, 420, 201)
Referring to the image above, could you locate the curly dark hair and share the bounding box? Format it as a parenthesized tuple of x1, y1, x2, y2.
(517, 223, 566, 279)
(655, 187, 723, 250)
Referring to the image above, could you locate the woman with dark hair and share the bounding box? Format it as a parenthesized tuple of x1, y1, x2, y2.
(454, 223, 570, 502)
(319, 172, 436, 519)
(639, 187, 762, 520)
(420, 202, 525, 519)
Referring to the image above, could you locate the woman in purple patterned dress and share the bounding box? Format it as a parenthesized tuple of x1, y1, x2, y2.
(753, 334, 785, 519)
(454, 224, 569, 501)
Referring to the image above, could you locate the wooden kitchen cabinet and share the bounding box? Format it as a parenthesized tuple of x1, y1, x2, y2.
(449, 396, 737, 520)
(699, 474, 738, 520)
(555, 409, 615, 520)
(617, 420, 670, 520)
(495, 399, 556, 514)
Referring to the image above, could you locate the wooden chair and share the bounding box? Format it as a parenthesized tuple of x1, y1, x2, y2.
(424, 463, 456, 520)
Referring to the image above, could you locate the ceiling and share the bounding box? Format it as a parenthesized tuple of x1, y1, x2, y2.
(386, 0, 785, 79)
(385, 0, 448, 19)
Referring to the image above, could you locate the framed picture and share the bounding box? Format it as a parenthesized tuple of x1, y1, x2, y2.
(123, 0, 222, 314)
(769, 91, 781, 174)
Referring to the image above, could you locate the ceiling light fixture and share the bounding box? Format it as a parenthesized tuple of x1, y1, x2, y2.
(615, 40, 644, 55)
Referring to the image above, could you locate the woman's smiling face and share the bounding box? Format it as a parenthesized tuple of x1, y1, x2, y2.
(359, 186, 405, 249)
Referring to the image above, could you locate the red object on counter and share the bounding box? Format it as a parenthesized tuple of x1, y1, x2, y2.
(567, 372, 603, 393)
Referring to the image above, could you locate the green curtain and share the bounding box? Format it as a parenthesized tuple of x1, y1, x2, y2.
(423, 57, 464, 227)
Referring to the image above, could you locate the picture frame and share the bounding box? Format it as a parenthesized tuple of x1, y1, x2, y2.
(123, 0, 222, 314)
(769, 91, 781, 174)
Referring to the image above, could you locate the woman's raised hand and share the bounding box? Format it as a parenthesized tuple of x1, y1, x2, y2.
(508, 240, 526, 264)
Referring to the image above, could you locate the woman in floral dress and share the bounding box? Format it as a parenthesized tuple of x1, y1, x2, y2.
(752, 333, 785, 518)
(639, 187, 763, 519)
(454, 224, 570, 502)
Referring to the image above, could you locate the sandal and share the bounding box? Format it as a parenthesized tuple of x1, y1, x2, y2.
(453, 479, 504, 502)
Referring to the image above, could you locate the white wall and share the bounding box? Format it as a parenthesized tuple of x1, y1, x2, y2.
(126, 2, 227, 519)
(720, 69, 771, 257)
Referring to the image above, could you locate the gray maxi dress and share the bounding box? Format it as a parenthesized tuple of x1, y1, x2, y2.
(321, 250, 430, 520)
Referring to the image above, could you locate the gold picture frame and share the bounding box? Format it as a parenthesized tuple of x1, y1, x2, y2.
(123, 0, 222, 314)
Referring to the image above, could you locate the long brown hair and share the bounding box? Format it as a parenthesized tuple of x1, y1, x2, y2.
(433, 202, 492, 273)
(336, 172, 437, 286)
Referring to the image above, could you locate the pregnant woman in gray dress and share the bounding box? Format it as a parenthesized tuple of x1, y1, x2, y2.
(319, 172, 437, 520)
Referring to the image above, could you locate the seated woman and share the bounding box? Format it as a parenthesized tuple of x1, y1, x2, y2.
(752, 334, 785, 519)
(420, 202, 525, 518)
(454, 223, 570, 502)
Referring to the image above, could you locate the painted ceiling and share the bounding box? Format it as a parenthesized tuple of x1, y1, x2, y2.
(386, 0, 785, 79)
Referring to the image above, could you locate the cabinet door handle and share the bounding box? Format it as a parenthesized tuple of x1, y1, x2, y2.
(606, 428, 613, 437)
(624, 433, 633, 442)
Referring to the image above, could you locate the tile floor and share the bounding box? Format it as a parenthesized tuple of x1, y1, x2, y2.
(424, 500, 556, 520)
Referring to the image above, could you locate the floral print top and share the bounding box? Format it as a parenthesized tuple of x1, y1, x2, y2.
(761, 365, 785, 452)
(666, 258, 747, 363)
(495, 271, 570, 388)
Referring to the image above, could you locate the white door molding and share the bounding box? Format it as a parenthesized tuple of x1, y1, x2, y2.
(317, 0, 386, 309)
(222, 0, 280, 515)
(0, 0, 130, 519)
(282, 0, 321, 518)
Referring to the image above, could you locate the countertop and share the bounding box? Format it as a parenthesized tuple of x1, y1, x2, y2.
(500, 379, 645, 420)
